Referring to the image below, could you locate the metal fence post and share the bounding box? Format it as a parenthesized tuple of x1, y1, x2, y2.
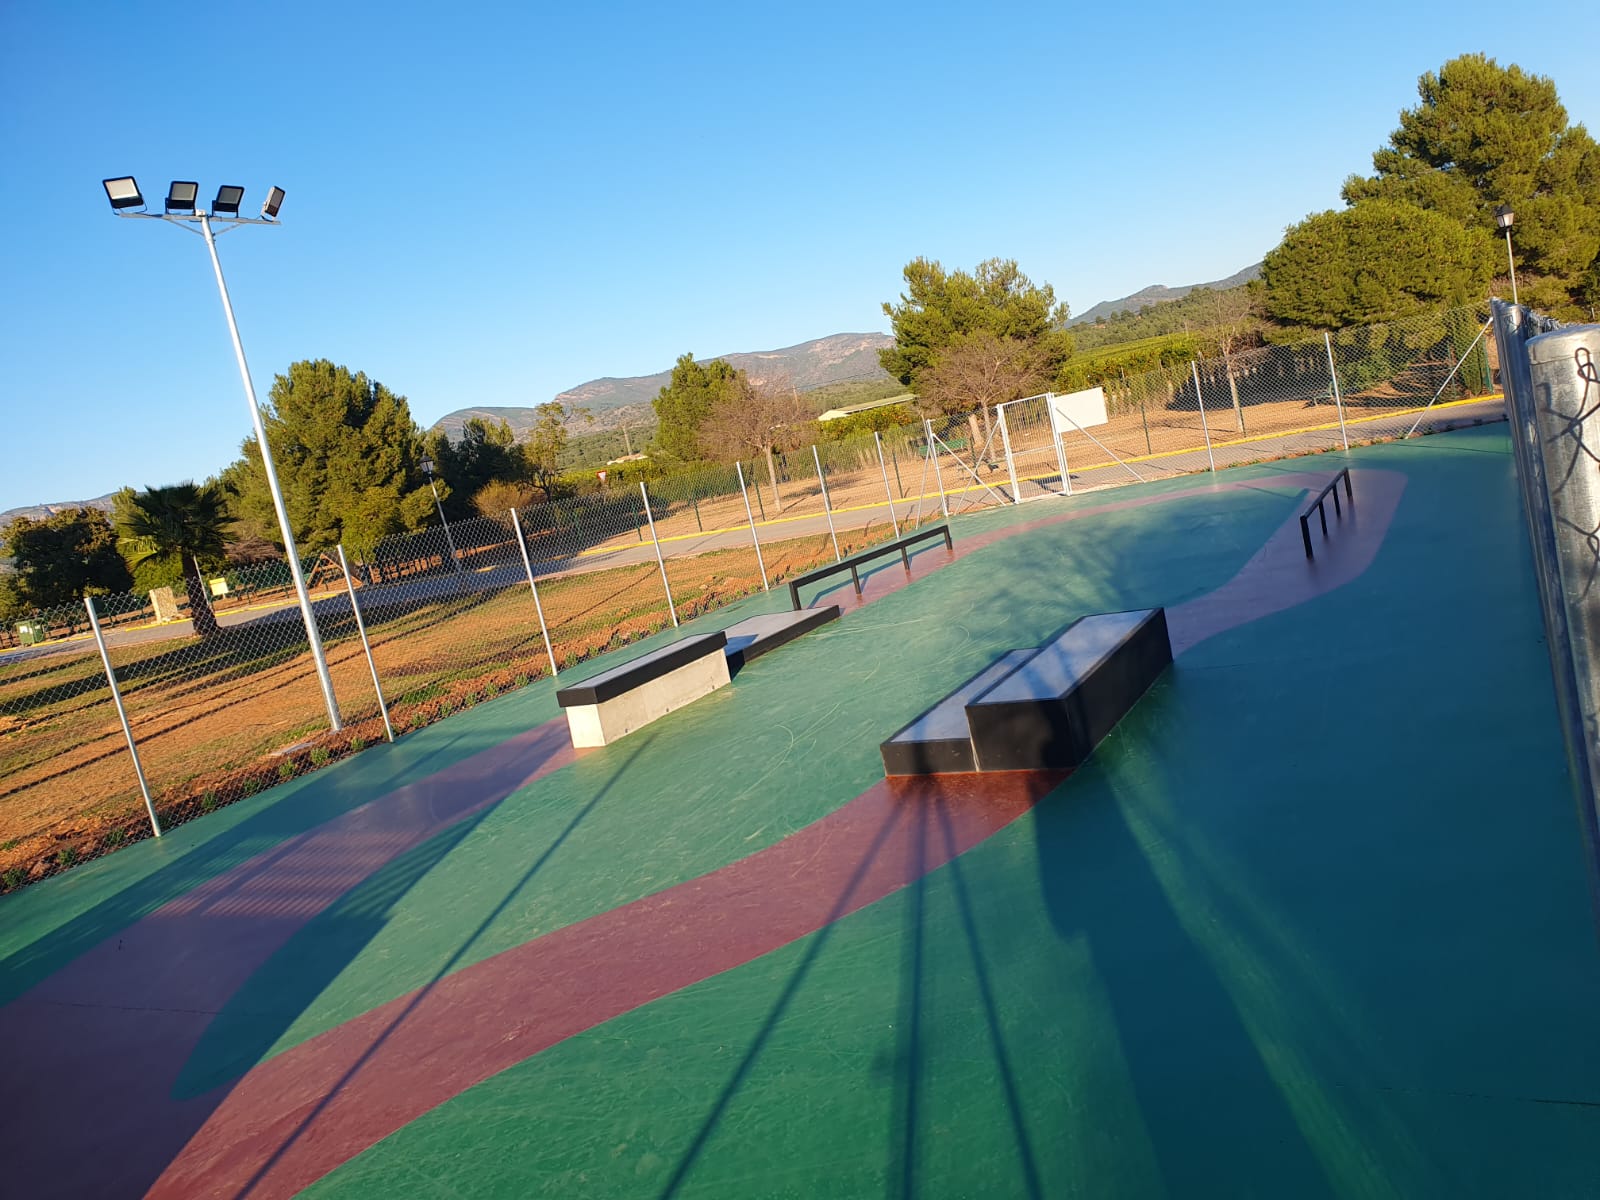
(925, 419, 950, 518)
(1324, 331, 1351, 450)
(812, 445, 842, 562)
(735, 461, 770, 590)
(997, 404, 1021, 504)
(1046, 393, 1072, 496)
(1224, 350, 1245, 432)
(1192, 360, 1217, 472)
(84, 596, 160, 837)
(640, 481, 679, 627)
(509, 507, 560, 674)
(336, 545, 395, 742)
(873, 431, 901, 537)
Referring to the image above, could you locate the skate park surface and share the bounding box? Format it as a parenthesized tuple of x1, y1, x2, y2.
(2, 424, 1598, 1198)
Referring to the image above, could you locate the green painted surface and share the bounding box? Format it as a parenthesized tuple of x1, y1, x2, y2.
(8, 428, 1600, 1196)
(182, 484, 1293, 1088)
(300, 429, 1600, 1197)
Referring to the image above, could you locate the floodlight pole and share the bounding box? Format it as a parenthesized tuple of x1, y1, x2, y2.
(1503, 229, 1519, 308)
(194, 212, 342, 731)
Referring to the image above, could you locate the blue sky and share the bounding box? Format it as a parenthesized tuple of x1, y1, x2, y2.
(2, 0, 1596, 512)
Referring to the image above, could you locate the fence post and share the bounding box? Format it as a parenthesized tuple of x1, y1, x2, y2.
(510, 507, 560, 674)
(997, 403, 1021, 504)
(336, 544, 395, 742)
(1046, 392, 1072, 496)
(924, 419, 950, 518)
(1224, 350, 1245, 432)
(1324, 331, 1351, 450)
(873, 432, 901, 537)
(1191, 360, 1217, 473)
(84, 596, 160, 838)
(812, 445, 842, 562)
(640, 481, 679, 627)
(735, 461, 770, 591)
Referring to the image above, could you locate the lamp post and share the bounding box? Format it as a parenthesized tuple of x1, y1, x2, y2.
(102, 176, 342, 732)
(1495, 204, 1519, 307)
(419, 455, 462, 574)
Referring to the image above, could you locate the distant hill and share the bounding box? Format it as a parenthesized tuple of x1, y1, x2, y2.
(1069, 264, 1261, 327)
(0, 494, 117, 530)
(432, 332, 894, 439)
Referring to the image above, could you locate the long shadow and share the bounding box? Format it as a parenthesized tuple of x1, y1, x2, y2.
(226, 737, 647, 1198)
(656, 796, 910, 1199)
(1031, 775, 1335, 1196)
(886, 796, 928, 1199)
(1, 714, 618, 1199)
(936, 802, 1045, 1200)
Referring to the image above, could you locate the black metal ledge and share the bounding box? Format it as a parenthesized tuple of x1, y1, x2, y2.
(787, 525, 953, 611)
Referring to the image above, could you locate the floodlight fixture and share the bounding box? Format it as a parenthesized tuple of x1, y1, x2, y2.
(1494, 203, 1519, 305)
(102, 176, 145, 211)
(165, 181, 199, 214)
(101, 168, 342, 732)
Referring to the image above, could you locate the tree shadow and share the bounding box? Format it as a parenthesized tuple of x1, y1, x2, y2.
(1029, 750, 1335, 1196)
(0, 716, 628, 1199)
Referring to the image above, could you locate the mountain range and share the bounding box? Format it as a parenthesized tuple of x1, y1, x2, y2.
(432, 332, 895, 440)
(7, 267, 1260, 522)
(1067, 263, 1261, 326)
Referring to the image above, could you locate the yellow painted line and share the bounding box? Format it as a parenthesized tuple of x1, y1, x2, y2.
(1004, 393, 1504, 484)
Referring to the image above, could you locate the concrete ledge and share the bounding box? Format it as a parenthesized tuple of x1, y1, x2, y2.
(722, 606, 841, 672)
(557, 633, 731, 748)
(967, 609, 1171, 772)
(555, 632, 728, 707)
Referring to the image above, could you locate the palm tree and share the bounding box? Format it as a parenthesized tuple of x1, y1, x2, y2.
(117, 483, 236, 638)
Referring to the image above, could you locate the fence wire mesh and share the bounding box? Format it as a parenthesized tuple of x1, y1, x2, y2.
(0, 301, 1511, 891)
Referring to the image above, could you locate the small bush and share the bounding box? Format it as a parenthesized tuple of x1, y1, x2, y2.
(2, 867, 26, 890)
(310, 747, 330, 768)
(241, 778, 261, 797)
(103, 828, 127, 847)
(350, 735, 366, 752)
(278, 760, 295, 781)
(201, 790, 219, 813)
(57, 847, 78, 868)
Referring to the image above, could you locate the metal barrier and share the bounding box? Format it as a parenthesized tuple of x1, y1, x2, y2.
(1300, 469, 1354, 558)
(787, 525, 953, 610)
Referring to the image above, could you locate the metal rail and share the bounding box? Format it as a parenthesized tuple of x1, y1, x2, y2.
(1300, 469, 1354, 558)
(788, 525, 953, 610)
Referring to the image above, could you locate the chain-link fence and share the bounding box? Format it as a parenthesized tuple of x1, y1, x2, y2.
(0, 301, 1510, 892)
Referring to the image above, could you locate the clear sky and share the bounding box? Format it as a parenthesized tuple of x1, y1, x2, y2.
(2, 0, 1596, 512)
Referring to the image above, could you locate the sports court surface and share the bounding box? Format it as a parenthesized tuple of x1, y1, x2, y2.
(3, 425, 1598, 1198)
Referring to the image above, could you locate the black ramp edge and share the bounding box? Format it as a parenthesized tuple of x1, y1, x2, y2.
(966, 609, 1171, 772)
(881, 649, 1039, 777)
(723, 606, 841, 671)
(555, 632, 729, 707)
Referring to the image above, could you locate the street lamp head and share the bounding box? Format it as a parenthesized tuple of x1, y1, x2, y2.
(212, 185, 245, 216)
(261, 186, 286, 220)
(1495, 204, 1515, 232)
(165, 181, 199, 214)
(420, 455, 435, 477)
(102, 176, 144, 211)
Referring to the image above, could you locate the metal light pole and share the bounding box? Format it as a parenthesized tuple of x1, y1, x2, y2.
(1495, 204, 1519, 307)
(102, 177, 342, 731)
(419, 455, 463, 574)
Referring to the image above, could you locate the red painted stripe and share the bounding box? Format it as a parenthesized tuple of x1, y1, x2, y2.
(149, 770, 1065, 1199)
